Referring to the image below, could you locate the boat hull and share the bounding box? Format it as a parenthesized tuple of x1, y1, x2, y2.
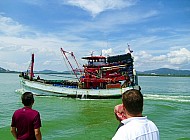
(18, 78, 140, 99)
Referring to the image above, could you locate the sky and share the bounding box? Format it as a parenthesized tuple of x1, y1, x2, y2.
(0, 0, 190, 72)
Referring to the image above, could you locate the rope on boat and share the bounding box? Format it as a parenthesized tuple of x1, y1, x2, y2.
(62, 54, 73, 75)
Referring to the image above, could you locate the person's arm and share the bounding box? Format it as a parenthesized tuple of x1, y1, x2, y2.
(10, 127, 17, 139)
(34, 128, 42, 140)
(114, 104, 127, 121)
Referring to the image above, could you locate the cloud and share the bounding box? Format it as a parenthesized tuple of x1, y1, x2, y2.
(3, 61, 26, 71)
(21, 0, 45, 6)
(151, 48, 190, 65)
(134, 48, 190, 71)
(0, 1, 189, 72)
(151, 55, 167, 61)
(147, 27, 170, 33)
(0, 15, 61, 70)
(65, 0, 137, 17)
(138, 51, 152, 59)
(102, 48, 113, 56)
(0, 45, 21, 51)
(0, 15, 24, 36)
(0, 14, 41, 39)
(167, 48, 190, 65)
(0, 15, 107, 71)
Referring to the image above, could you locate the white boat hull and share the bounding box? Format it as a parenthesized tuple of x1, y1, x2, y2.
(19, 78, 140, 99)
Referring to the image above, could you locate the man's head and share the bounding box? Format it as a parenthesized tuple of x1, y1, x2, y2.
(21, 92, 34, 106)
(122, 89, 143, 116)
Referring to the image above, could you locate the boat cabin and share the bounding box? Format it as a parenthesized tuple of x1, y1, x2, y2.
(80, 54, 133, 89)
(82, 56, 106, 67)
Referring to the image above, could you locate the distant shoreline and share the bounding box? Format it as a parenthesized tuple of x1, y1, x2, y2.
(137, 74, 190, 77)
(1, 67, 190, 77)
(1, 71, 190, 77)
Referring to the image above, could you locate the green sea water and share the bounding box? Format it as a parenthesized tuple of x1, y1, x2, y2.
(0, 73, 190, 140)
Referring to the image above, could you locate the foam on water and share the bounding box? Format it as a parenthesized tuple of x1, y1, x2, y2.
(144, 94, 190, 102)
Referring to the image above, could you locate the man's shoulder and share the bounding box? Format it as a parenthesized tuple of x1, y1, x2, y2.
(30, 109, 40, 115)
(122, 117, 158, 129)
(14, 107, 39, 115)
(14, 108, 24, 113)
(146, 119, 159, 130)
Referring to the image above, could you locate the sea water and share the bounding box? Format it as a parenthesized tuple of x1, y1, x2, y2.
(0, 73, 190, 140)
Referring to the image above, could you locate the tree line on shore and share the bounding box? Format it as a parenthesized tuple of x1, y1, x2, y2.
(0, 66, 190, 77)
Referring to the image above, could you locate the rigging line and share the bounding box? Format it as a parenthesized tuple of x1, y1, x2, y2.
(70, 52, 82, 75)
(62, 54, 73, 75)
(27, 61, 32, 73)
(60, 48, 80, 81)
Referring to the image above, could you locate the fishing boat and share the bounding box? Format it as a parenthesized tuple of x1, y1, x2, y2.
(18, 47, 140, 99)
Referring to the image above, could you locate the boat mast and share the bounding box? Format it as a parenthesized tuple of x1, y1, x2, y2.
(60, 48, 80, 81)
(30, 53, 34, 80)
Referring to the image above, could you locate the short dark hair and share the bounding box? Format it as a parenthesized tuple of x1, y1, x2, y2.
(122, 89, 143, 116)
(21, 92, 34, 106)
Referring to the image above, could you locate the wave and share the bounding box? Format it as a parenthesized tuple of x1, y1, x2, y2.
(143, 94, 190, 102)
(16, 89, 190, 102)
